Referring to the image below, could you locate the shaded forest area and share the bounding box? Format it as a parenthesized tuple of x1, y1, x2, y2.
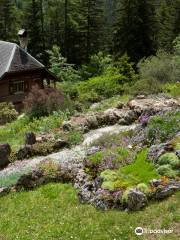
(0, 0, 180, 65)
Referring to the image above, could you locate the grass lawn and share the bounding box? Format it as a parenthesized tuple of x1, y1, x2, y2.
(0, 183, 179, 240)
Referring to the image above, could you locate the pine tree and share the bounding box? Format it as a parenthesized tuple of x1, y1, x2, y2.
(0, 0, 18, 41)
(113, 0, 157, 62)
(104, 0, 117, 53)
(157, 0, 176, 51)
(79, 0, 105, 62)
(23, 0, 44, 61)
(156, 0, 180, 52)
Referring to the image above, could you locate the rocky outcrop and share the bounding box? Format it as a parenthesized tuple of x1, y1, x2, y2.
(63, 96, 180, 133)
(128, 96, 180, 115)
(150, 179, 180, 199)
(0, 143, 11, 168)
(148, 142, 175, 163)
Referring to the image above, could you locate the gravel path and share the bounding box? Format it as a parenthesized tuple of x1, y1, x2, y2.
(83, 124, 138, 146)
(0, 124, 138, 179)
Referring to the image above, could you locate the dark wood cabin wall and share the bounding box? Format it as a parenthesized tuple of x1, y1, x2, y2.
(0, 72, 44, 104)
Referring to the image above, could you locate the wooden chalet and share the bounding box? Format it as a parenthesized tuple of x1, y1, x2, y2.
(0, 40, 57, 111)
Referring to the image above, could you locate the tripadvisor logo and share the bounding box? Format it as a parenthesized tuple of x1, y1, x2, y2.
(135, 227, 143, 236)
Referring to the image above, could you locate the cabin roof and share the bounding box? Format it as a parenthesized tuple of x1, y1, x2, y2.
(0, 41, 56, 81)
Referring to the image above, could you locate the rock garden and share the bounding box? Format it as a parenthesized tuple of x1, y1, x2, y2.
(0, 95, 180, 212)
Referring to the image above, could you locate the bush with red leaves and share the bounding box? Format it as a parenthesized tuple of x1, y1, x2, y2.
(24, 85, 64, 118)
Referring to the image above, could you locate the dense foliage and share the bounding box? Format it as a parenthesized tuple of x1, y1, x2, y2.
(0, 0, 180, 65)
(24, 85, 64, 118)
(0, 103, 18, 125)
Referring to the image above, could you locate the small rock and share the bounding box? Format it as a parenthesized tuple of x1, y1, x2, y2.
(25, 132, 36, 145)
(136, 95, 146, 99)
(87, 146, 101, 156)
(0, 143, 11, 168)
(53, 139, 69, 150)
(150, 179, 162, 187)
(78, 189, 92, 203)
(86, 115, 99, 129)
(16, 145, 32, 160)
(62, 121, 73, 131)
(0, 187, 10, 197)
(148, 143, 167, 162)
(127, 189, 147, 211)
(94, 177, 103, 190)
(116, 102, 125, 109)
(36, 136, 44, 143)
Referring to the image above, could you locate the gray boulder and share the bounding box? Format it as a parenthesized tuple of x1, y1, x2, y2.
(154, 182, 180, 199)
(127, 189, 147, 211)
(0, 143, 11, 168)
(147, 142, 174, 163)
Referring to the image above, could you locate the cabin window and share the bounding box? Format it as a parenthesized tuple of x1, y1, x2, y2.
(9, 81, 28, 94)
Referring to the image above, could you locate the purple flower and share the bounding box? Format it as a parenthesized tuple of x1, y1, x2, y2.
(139, 113, 150, 126)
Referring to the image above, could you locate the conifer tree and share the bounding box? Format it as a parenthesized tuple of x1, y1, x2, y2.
(79, 0, 105, 62)
(113, 0, 157, 62)
(0, 0, 18, 41)
(23, 0, 44, 61)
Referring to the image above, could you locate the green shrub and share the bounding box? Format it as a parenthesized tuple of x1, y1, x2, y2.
(163, 83, 180, 97)
(158, 153, 180, 169)
(157, 164, 177, 178)
(115, 147, 130, 162)
(128, 78, 162, 96)
(122, 189, 130, 203)
(100, 169, 118, 182)
(138, 50, 179, 84)
(47, 45, 81, 82)
(38, 159, 60, 178)
(0, 102, 18, 125)
(32, 142, 55, 156)
(147, 111, 180, 144)
(113, 54, 138, 82)
(59, 81, 79, 100)
(137, 183, 150, 194)
(77, 70, 125, 103)
(79, 52, 113, 80)
(101, 181, 116, 191)
(88, 152, 103, 165)
(67, 130, 83, 146)
(171, 136, 180, 150)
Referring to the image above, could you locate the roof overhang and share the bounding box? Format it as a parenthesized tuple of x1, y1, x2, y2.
(0, 68, 58, 82)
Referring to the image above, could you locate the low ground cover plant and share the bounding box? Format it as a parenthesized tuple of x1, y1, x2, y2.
(147, 111, 180, 144)
(100, 149, 159, 191)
